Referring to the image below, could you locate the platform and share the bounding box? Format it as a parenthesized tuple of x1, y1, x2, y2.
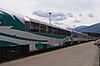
(0, 41, 99, 66)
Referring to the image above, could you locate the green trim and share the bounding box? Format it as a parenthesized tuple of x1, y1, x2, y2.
(0, 10, 24, 31)
(35, 43, 45, 50)
(58, 44, 64, 46)
(47, 44, 54, 48)
(35, 43, 54, 50)
(0, 32, 48, 42)
(63, 36, 72, 42)
(0, 40, 19, 46)
(32, 32, 68, 39)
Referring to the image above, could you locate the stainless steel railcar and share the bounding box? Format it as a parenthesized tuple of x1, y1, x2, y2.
(0, 8, 95, 61)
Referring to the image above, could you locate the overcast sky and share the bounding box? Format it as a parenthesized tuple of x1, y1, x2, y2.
(0, 0, 100, 28)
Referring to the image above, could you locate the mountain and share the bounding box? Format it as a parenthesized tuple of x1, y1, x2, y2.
(73, 23, 100, 33)
(73, 26, 87, 30)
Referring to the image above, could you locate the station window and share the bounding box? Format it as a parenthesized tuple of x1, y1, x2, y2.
(40, 24, 46, 33)
(30, 22, 39, 32)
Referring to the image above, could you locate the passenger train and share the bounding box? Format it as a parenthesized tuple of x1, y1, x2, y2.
(0, 8, 96, 60)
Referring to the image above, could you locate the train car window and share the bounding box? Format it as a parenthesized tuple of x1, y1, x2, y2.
(58, 29, 60, 35)
(62, 30, 66, 35)
(58, 29, 65, 35)
(30, 22, 39, 32)
(73, 34, 78, 37)
(47, 26, 52, 34)
(67, 31, 71, 36)
(62, 30, 64, 35)
(78, 33, 82, 38)
(72, 32, 79, 37)
(52, 28, 58, 34)
(56, 28, 59, 35)
(40, 24, 46, 33)
(59, 29, 63, 35)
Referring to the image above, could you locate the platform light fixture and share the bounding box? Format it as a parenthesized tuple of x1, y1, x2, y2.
(49, 12, 51, 24)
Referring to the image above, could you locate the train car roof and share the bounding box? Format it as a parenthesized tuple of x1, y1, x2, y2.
(0, 8, 70, 32)
(24, 16, 69, 31)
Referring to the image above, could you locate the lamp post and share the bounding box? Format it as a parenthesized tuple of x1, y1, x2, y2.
(49, 12, 51, 24)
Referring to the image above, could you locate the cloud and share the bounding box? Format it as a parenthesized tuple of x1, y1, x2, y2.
(52, 15, 67, 21)
(33, 10, 48, 17)
(67, 13, 73, 18)
(0, 0, 100, 28)
(54, 22, 63, 25)
(74, 20, 81, 23)
(88, 13, 94, 17)
(33, 10, 67, 21)
(79, 14, 82, 17)
(70, 0, 99, 9)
